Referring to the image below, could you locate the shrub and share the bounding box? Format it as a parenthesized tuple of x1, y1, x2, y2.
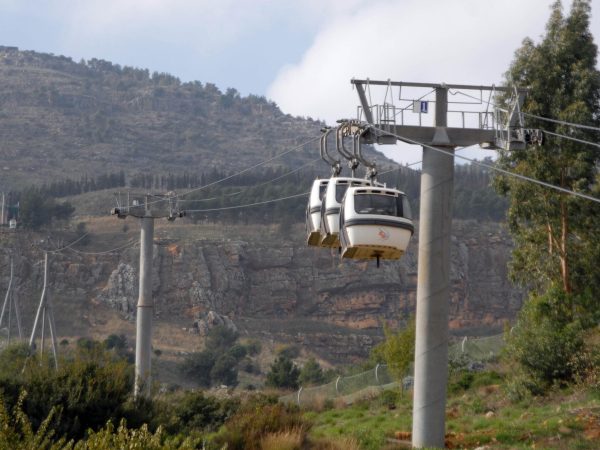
(20, 353, 133, 440)
(210, 355, 238, 386)
(277, 344, 300, 359)
(155, 390, 239, 436)
(205, 326, 238, 353)
(505, 288, 585, 390)
(179, 350, 215, 387)
(0, 345, 135, 442)
(243, 339, 262, 356)
(377, 389, 399, 410)
(0, 391, 69, 450)
(103, 334, 127, 350)
(260, 428, 305, 450)
(213, 399, 309, 450)
(299, 358, 325, 386)
(266, 356, 300, 390)
(227, 344, 247, 361)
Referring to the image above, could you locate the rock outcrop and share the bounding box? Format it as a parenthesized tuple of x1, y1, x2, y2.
(0, 220, 522, 362)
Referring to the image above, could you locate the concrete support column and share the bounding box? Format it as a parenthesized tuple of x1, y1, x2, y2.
(412, 87, 454, 448)
(135, 215, 154, 398)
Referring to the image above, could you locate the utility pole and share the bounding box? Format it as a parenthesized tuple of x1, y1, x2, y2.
(1, 192, 5, 225)
(29, 252, 59, 369)
(1, 257, 23, 343)
(412, 87, 454, 446)
(351, 79, 533, 448)
(112, 191, 183, 398)
(136, 212, 154, 397)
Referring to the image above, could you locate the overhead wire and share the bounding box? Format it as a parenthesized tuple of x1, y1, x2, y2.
(183, 160, 424, 215)
(183, 191, 310, 214)
(138, 134, 322, 209)
(179, 157, 322, 204)
(451, 90, 600, 136)
(370, 125, 600, 205)
(65, 239, 139, 255)
(540, 129, 600, 149)
(39, 232, 91, 255)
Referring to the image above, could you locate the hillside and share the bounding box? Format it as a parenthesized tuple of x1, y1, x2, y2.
(0, 217, 521, 365)
(0, 46, 396, 190)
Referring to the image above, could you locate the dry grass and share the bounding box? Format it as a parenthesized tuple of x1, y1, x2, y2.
(310, 436, 361, 450)
(260, 427, 306, 450)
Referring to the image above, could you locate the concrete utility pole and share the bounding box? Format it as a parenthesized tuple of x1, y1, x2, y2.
(412, 87, 454, 447)
(135, 214, 154, 397)
(29, 252, 59, 368)
(112, 192, 183, 398)
(1, 192, 5, 225)
(351, 79, 529, 448)
(1, 257, 23, 342)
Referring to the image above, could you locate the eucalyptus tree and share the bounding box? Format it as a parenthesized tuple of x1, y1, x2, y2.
(496, 0, 600, 311)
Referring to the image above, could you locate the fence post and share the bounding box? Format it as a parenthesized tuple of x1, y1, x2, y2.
(335, 376, 341, 395)
(297, 387, 303, 406)
(375, 364, 380, 385)
(461, 336, 467, 353)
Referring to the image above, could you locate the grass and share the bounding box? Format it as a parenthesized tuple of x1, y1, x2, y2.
(304, 374, 600, 449)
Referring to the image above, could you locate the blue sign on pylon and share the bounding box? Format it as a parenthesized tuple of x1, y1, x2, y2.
(413, 100, 429, 114)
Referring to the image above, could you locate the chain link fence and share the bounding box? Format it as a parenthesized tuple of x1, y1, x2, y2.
(280, 333, 505, 407)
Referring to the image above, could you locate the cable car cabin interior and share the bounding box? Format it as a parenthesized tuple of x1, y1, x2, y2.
(340, 187, 414, 261)
(306, 179, 329, 246)
(320, 177, 373, 247)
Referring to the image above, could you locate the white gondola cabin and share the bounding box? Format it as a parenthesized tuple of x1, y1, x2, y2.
(306, 179, 329, 246)
(339, 186, 414, 261)
(320, 177, 373, 247)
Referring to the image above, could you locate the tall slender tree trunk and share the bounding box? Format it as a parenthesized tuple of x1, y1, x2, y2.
(559, 198, 571, 294)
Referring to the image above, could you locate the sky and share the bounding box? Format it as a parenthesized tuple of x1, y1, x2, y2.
(1, 0, 599, 164)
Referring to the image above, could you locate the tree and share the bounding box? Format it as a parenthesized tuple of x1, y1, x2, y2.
(497, 0, 600, 390)
(210, 355, 238, 386)
(265, 356, 300, 390)
(496, 0, 600, 304)
(371, 318, 415, 392)
(18, 188, 75, 230)
(205, 326, 239, 353)
(505, 287, 585, 389)
(179, 350, 216, 387)
(299, 358, 325, 386)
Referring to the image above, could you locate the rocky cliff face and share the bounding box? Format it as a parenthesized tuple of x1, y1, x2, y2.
(0, 220, 522, 362)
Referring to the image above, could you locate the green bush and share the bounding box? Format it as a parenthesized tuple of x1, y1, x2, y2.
(243, 339, 262, 356)
(212, 398, 309, 450)
(155, 390, 239, 436)
(210, 355, 238, 386)
(0, 344, 135, 441)
(449, 371, 474, 394)
(206, 326, 239, 353)
(277, 345, 300, 360)
(266, 356, 300, 390)
(505, 288, 585, 390)
(299, 358, 325, 386)
(377, 389, 399, 410)
(227, 344, 248, 361)
(179, 350, 216, 387)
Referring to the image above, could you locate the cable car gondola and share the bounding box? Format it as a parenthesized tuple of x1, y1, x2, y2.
(339, 186, 414, 263)
(320, 177, 373, 247)
(306, 178, 329, 246)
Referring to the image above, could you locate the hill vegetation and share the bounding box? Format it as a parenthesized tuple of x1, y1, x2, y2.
(0, 46, 397, 191)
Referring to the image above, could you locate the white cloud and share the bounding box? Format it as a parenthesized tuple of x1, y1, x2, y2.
(267, 0, 600, 163)
(268, 0, 557, 123)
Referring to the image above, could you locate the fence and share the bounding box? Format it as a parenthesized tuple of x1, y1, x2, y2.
(280, 333, 505, 406)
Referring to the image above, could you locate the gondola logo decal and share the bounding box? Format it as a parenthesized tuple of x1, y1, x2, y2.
(377, 228, 390, 240)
